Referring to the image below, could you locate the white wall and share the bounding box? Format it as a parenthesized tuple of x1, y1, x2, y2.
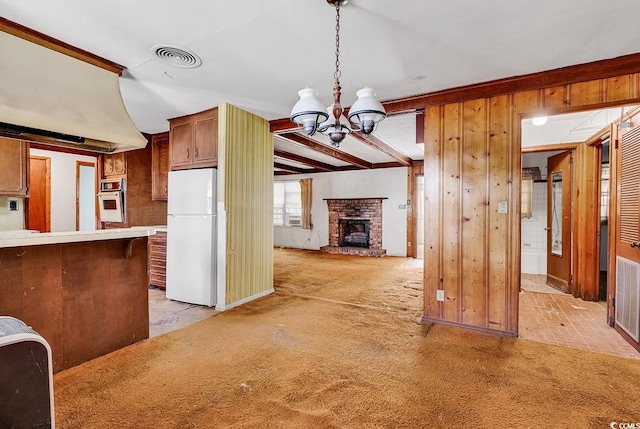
(274, 167, 408, 257)
(521, 181, 547, 274)
(0, 197, 25, 230)
(522, 151, 563, 178)
(30, 148, 97, 232)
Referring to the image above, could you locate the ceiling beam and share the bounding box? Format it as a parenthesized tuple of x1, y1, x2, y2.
(348, 133, 411, 166)
(269, 118, 299, 134)
(382, 52, 640, 114)
(278, 132, 372, 169)
(273, 162, 309, 174)
(274, 149, 336, 172)
(270, 52, 640, 122)
(0, 17, 124, 75)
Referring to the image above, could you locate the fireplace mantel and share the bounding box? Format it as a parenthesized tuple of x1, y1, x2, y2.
(323, 198, 388, 201)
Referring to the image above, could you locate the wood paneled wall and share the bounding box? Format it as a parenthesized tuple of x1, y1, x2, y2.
(0, 238, 149, 373)
(423, 74, 640, 335)
(125, 142, 168, 227)
(218, 103, 274, 307)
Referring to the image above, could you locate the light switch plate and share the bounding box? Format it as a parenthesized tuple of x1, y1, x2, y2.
(497, 200, 508, 214)
(436, 290, 445, 302)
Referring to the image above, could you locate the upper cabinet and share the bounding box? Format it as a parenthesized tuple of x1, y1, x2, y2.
(169, 107, 218, 170)
(151, 132, 169, 201)
(0, 137, 29, 197)
(103, 152, 126, 177)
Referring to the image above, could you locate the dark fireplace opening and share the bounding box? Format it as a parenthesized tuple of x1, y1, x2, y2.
(339, 219, 370, 248)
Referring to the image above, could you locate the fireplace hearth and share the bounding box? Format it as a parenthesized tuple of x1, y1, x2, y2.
(321, 198, 387, 257)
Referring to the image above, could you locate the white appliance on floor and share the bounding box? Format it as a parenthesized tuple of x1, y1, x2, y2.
(166, 168, 219, 307)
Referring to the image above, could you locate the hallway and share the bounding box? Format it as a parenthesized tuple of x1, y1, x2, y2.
(519, 274, 639, 359)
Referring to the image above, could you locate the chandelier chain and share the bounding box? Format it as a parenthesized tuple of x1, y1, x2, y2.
(334, 1, 341, 83)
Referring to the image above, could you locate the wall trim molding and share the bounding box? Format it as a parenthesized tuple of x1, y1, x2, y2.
(0, 17, 124, 75)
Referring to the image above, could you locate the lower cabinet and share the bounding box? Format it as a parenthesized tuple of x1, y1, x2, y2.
(149, 230, 167, 289)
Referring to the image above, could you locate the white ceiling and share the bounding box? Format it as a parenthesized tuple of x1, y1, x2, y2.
(2, 0, 639, 166)
(521, 106, 636, 147)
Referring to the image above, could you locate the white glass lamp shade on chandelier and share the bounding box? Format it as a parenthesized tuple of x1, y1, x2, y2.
(289, 0, 386, 147)
(347, 87, 386, 137)
(290, 87, 329, 137)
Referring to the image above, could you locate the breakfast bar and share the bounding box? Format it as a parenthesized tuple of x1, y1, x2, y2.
(0, 227, 157, 373)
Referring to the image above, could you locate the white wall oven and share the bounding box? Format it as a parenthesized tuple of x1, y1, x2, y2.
(97, 178, 125, 223)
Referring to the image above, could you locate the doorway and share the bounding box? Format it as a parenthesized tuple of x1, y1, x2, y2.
(518, 108, 640, 357)
(76, 162, 97, 231)
(416, 175, 424, 259)
(28, 155, 51, 232)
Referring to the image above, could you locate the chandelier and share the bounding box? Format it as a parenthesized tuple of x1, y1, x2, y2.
(290, 0, 386, 147)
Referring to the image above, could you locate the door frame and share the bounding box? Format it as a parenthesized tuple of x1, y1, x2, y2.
(407, 161, 424, 258)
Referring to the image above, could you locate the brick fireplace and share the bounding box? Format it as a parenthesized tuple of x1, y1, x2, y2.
(321, 198, 387, 257)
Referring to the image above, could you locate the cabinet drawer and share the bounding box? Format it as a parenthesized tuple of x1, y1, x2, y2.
(148, 231, 167, 289)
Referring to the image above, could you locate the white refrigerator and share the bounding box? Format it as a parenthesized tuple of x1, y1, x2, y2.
(166, 168, 218, 307)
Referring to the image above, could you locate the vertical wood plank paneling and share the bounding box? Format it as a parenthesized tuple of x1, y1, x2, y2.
(460, 99, 488, 327)
(513, 90, 540, 115)
(572, 143, 599, 301)
(543, 86, 567, 110)
(423, 107, 442, 319)
(220, 103, 273, 306)
(423, 72, 640, 336)
(605, 75, 632, 102)
(569, 80, 603, 107)
(487, 95, 510, 330)
(442, 103, 462, 323)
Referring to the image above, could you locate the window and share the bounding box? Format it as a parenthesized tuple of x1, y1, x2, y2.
(601, 163, 609, 222)
(274, 181, 302, 226)
(521, 167, 539, 219)
(521, 179, 533, 219)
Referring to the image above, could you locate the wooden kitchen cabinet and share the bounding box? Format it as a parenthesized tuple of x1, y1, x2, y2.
(169, 107, 218, 170)
(103, 152, 126, 177)
(151, 132, 169, 201)
(149, 230, 167, 289)
(0, 137, 29, 196)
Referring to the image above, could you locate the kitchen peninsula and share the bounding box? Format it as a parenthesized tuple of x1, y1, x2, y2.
(0, 227, 157, 373)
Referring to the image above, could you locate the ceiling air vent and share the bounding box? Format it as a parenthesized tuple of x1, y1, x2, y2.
(151, 45, 202, 69)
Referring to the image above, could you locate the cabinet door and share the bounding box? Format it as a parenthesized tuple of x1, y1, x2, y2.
(0, 137, 29, 196)
(103, 154, 115, 176)
(151, 132, 169, 201)
(149, 231, 167, 289)
(169, 121, 194, 170)
(193, 113, 218, 167)
(113, 152, 126, 175)
(104, 153, 126, 177)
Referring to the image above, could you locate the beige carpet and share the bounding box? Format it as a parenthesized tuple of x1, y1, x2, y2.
(53, 249, 640, 428)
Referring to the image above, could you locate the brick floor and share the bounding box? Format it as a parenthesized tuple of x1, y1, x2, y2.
(519, 289, 640, 360)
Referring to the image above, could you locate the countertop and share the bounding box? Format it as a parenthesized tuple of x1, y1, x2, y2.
(0, 226, 162, 249)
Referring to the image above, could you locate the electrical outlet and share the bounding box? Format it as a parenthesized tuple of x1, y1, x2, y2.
(436, 290, 445, 302)
(8, 200, 19, 211)
(497, 200, 508, 214)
